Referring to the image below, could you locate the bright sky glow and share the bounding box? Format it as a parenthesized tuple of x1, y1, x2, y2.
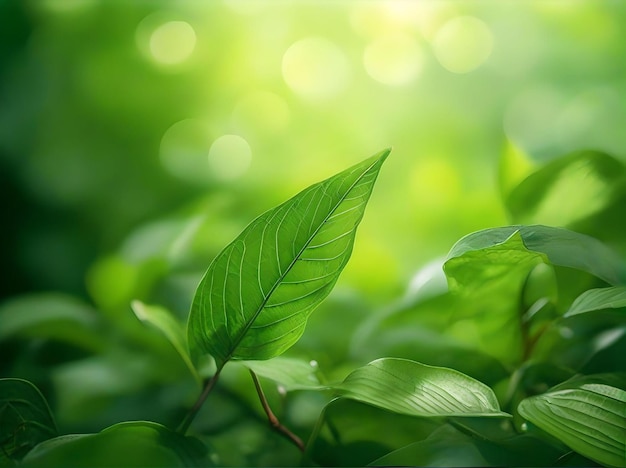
(363, 33, 424, 86)
(232, 91, 290, 134)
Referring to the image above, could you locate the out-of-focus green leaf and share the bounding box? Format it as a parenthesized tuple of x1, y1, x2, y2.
(368, 424, 567, 467)
(447, 225, 626, 286)
(0, 293, 106, 352)
(499, 139, 535, 199)
(131, 300, 200, 383)
(238, 357, 324, 390)
(21, 421, 211, 468)
(0, 379, 57, 465)
(505, 150, 626, 227)
(518, 375, 626, 468)
(565, 286, 626, 317)
(334, 358, 509, 418)
(187, 149, 389, 368)
(309, 398, 440, 467)
(444, 231, 547, 364)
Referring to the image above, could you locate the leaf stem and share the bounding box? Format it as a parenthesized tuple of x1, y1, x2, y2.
(177, 368, 222, 435)
(249, 369, 304, 452)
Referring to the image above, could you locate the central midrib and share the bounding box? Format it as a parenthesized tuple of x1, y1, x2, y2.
(223, 157, 382, 365)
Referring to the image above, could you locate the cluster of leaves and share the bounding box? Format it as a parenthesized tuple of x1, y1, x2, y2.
(1, 148, 625, 467)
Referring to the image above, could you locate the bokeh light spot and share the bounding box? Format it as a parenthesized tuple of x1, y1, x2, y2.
(160, 119, 211, 183)
(432, 16, 493, 73)
(282, 37, 350, 101)
(149, 21, 196, 65)
(208, 135, 252, 181)
(364, 33, 424, 86)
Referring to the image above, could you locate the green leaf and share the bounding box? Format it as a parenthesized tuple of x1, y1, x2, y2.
(334, 358, 509, 418)
(0, 293, 106, 352)
(518, 375, 626, 468)
(447, 225, 626, 286)
(21, 421, 211, 468)
(498, 139, 535, 199)
(444, 231, 547, 364)
(564, 286, 626, 317)
(131, 300, 200, 383)
(187, 149, 390, 368)
(0, 378, 57, 464)
(238, 357, 324, 390)
(369, 424, 566, 467)
(505, 150, 626, 239)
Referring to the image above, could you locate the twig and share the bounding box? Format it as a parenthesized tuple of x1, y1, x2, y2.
(249, 369, 305, 452)
(176, 368, 222, 435)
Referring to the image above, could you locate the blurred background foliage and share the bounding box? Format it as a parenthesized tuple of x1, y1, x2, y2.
(1, 0, 625, 466)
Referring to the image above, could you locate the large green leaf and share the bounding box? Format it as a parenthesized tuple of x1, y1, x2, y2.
(518, 375, 626, 468)
(21, 421, 210, 468)
(0, 378, 57, 465)
(131, 300, 200, 383)
(334, 358, 509, 418)
(564, 286, 626, 317)
(187, 149, 389, 368)
(447, 225, 626, 286)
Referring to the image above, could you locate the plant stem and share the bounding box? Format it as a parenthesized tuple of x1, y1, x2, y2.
(249, 369, 305, 452)
(177, 368, 222, 435)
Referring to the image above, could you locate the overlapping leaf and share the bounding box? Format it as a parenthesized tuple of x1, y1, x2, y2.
(334, 358, 508, 418)
(238, 357, 323, 390)
(21, 421, 210, 468)
(564, 286, 626, 317)
(518, 375, 626, 468)
(447, 224, 626, 286)
(131, 300, 200, 382)
(0, 379, 57, 464)
(187, 150, 389, 368)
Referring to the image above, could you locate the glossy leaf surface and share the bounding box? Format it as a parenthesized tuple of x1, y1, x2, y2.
(0, 378, 57, 464)
(564, 286, 626, 317)
(518, 375, 626, 468)
(334, 358, 508, 418)
(188, 149, 389, 367)
(21, 421, 210, 468)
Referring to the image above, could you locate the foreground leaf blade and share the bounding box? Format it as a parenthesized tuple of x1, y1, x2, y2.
(188, 149, 390, 367)
(564, 286, 626, 317)
(21, 421, 210, 468)
(0, 378, 57, 464)
(334, 358, 509, 418)
(518, 376, 626, 468)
